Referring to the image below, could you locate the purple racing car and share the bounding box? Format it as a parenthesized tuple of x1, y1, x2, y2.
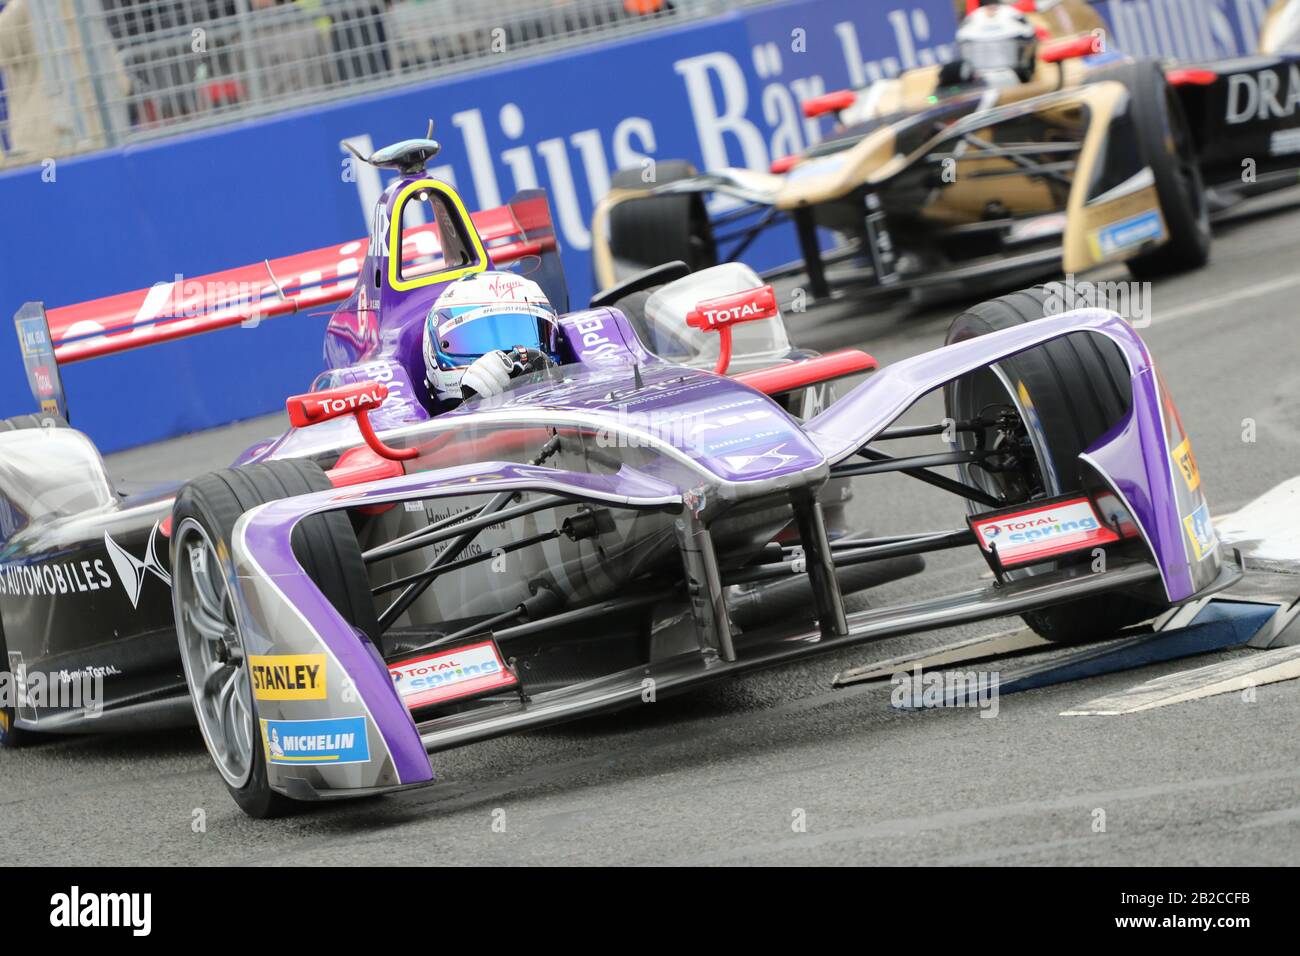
(1, 138, 1234, 817)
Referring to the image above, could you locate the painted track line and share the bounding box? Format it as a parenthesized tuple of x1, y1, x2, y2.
(1155, 271, 1300, 325)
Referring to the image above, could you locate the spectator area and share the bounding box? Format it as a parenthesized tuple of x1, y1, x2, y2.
(0, 0, 693, 166)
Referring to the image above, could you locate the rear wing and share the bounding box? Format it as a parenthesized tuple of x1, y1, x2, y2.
(17, 192, 562, 373)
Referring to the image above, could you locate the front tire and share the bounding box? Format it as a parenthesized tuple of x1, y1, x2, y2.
(170, 459, 377, 818)
(944, 286, 1164, 642)
(1095, 61, 1211, 278)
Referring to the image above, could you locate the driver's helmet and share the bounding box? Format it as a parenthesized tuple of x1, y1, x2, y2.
(422, 271, 561, 404)
(957, 3, 1038, 83)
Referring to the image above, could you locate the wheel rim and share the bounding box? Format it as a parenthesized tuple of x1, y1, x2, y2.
(952, 364, 1060, 504)
(173, 518, 256, 788)
(950, 362, 1063, 581)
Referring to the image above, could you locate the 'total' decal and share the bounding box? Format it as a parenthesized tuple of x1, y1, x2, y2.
(389, 640, 517, 711)
(286, 381, 388, 427)
(685, 285, 778, 331)
(971, 497, 1119, 568)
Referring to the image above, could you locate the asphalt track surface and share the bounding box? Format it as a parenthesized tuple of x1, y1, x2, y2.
(5, 192, 1300, 866)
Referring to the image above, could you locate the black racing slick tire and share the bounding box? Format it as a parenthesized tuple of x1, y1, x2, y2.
(170, 459, 377, 819)
(1094, 60, 1211, 278)
(944, 286, 1164, 643)
(608, 161, 717, 277)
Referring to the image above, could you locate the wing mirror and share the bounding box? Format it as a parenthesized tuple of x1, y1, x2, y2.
(1040, 31, 1105, 63)
(685, 285, 779, 375)
(286, 382, 418, 461)
(802, 89, 856, 119)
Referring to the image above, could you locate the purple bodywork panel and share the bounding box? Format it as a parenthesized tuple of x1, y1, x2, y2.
(805, 308, 1215, 602)
(246, 299, 829, 490)
(233, 463, 683, 786)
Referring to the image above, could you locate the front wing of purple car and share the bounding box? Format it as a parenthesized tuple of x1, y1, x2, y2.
(227, 462, 684, 798)
(805, 308, 1225, 604)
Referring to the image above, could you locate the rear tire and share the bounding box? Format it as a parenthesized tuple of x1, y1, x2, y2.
(607, 161, 717, 280)
(1, 413, 69, 747)
(944, 286, 1164, 642)
(170, 459, 378, 818)
(0, 413, 67, 431)
(1094, 61, 1211, 278)
(0, 618, 32, 749)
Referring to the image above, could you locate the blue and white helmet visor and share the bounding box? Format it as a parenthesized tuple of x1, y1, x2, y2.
(428, 302, 560, 370)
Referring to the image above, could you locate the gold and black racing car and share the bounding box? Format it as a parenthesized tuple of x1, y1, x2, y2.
(592, 0, 1300, 302)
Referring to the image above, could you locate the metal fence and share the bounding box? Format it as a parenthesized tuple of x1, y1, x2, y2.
(0, 0, 747, 168)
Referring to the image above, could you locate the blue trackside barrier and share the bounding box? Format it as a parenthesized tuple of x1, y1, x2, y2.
(0, 0, 1272, 453)
(1096, 0, 1283, 59)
